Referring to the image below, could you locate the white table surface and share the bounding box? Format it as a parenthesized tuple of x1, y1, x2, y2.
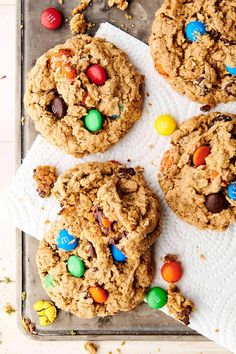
(0, 2, 233, 353)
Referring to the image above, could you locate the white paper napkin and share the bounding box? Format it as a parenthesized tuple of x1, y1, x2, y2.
(1, 23, 236, 351)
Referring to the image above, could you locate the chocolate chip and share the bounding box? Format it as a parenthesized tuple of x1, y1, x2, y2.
(208, 29, 221, 41)
(50, 96, 67, 119)
(87, 241, 97, 259)
(205, 193, 229, 213)
(220, 38, 236, 46)
(119, 167, 136, 176)
(195, 77, 205, 85)
(200, 104, 211, 112)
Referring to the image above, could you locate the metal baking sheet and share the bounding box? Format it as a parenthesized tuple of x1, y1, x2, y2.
(16, 0, 202, 340)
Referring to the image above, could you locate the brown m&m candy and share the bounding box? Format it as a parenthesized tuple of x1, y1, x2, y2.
(50, 96, 67, 119)
(205, 193, 229, 213)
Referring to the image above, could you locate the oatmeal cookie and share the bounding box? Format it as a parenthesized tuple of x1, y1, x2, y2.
(53, 161, 161, 256)
(24, 35, 144, 157)
(149, 0, 236, 107)
(158, 112, 236, 231)
(36, 213, 154, 318)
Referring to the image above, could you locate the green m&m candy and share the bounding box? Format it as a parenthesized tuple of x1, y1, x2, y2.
(44, 273, 55, 289)
(67, 255, 85, 278)
(146, 287, 167, 309)
(84, 109, 103, 132)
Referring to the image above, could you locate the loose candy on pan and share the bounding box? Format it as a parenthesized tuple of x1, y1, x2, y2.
(193, 146, 211, 167)
(227, 182, 236, 201)
(205, 193, 229, 213)
(110, 245, 127, 262)
(33, 300, 57, 326)
(161, 261, 183, 283)
(56, 229, 79, 251)
(146, 287, 167, 309)
(67, 255, 85, 278)
(86, 64, 107, 86)
(186, 21, 206, 42)
(88, 286, 108, 303)
(84, 109, 103, 132)
(226, 65, 236, 76)
(41, 8, 62, 30)
(154, 115, 177, 136)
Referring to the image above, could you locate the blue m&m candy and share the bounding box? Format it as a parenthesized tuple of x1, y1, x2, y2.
(56, 229, 78, 251)
(110, 245, 127, 262)
(226, 66, 236, 76)
(186, 21, 206, 42)
(227, 182, 236, 201)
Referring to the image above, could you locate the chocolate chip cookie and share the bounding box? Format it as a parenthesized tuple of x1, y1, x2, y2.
(36, 212, 154, 318)
(24, 35, 144, 157)
(149, 0, 236, 107)
(158, 113, 236, 231)
(53, 161, 161, 256)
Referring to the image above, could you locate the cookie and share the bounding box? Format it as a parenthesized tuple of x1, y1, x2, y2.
(24, 35, 144, 157)
(158, 112, 236, 231)
(53, 161, 161, 256)
(149, 0, 236, 107)
(36, 213, 154, 318)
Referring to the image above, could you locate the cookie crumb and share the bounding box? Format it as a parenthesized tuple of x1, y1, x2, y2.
(0, 276, 13, 284)
(164, 254, 179, 263)
(70, 13, 88, 34)
(33, 165, 58, 198)
(22, 317, 37, 334)
(44, 219, 51, 225)
(0, 75, 6, 80)
(215, 328, 220, 333)
(65, 18, 69, 23)
(167, 284, 195, 325)
(70, 330, 77, 335)
(72, 0, 91, 15)
(125, 13, 132, 20)
(116, 349, 121, 354)
(58, 0, 64, 4)
(200, 254, 206, 261)
(84, 342, 98, 354)
(4, 303, 15, 315)
(108, 0, 129, 11)
(121, 341, 126, 346)
(148, 144, 154, 149)
(21, 116, 25, 126)
(200, 104, 211, 112)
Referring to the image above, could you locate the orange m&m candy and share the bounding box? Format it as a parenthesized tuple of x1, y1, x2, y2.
(155, 62, 168, 77)
(160, 150, 175, 172)
(49, 49, 73, 69)
(59, 64, 77, 82)
(101, 216, 112, 229)
(88, 286, 108, 303)
(193, 146, 211, 167)
(161, 261, 183, 283)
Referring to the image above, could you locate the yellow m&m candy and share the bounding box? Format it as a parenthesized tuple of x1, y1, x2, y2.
(154, 114, 177, 136)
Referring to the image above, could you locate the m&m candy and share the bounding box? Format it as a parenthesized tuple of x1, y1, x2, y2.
(193, 146, 210, 167)
(88, 286, 108, 303)
(186, 21, 206, 42)
(41, 8, 62, 30)
(67, 256, 85, 278)
(84, 109, 103, 132)
(226, 65, 236, 76)
(33, 300, 57, 326)
(44, 274, 55, 289)
(87, 64, 107, 86)
(161, 261, 183, 283)
(227, 182, 236, 201)
(146, 287, 167, 309)
(154, 115, 177, 136)
(56, 229, 78, 251)
(110, 245, 127, 262)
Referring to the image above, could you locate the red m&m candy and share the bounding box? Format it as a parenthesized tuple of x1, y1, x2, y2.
(87, 64, 107, 86)
(193, 146, 211, 167)
(41, 8, 62, 30)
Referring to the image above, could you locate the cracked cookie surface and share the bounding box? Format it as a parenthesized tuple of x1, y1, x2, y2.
(149, 0, 236, 107)
(158, 112, 236, 231)
(36, 213, 154, 318)
(53, 161, 161, 256)
(24, 35, 144, 157)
